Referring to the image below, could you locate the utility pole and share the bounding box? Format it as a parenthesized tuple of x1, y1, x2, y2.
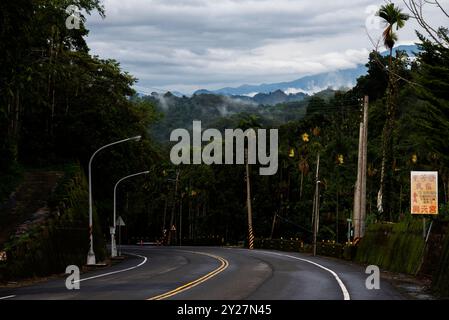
(336, 188, 339, 243)
(353, 96, 369, 239)
(168, 170, 180, 246)
(188, 191, 192, 239)
(270, 212, 277, 239)
(162, 197, 167, 234)
(313, 153, 320, 256)
(361, 95, 368, 237)
(245, 149, 255, 250)
(179, 193, 183, 246)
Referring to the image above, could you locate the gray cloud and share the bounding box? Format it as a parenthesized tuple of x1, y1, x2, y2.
(85, 0, 448, 94)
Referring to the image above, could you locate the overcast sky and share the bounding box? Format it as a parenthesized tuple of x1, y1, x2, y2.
(85, 0, 448, 94)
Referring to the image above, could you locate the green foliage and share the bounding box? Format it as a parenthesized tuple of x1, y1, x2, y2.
(0, 0, 161, 252)
(433, 230, 449, 297)
(1, 164, 106, 280)
(353, 51, 389, 101)
(356, 220, 425, 274)
(0, 160, 22, 203)
(413, 34, 449, 169)
(147, 92, 308, 142)
(369, 2, 410, 220)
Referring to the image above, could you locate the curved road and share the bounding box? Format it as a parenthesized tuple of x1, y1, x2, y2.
(0, 246, 404, 300)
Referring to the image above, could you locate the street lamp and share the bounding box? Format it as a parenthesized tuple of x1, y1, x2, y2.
(87, 135, 141, 265)
(111, 170, 149, 257)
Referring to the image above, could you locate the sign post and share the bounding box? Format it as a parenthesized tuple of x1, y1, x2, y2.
(116, 216, 126, 256)
(347, 218, 352, 244)
(411, 171, 438, 241)
(109, 227, 117, 257)
(410, 171, 438, 215)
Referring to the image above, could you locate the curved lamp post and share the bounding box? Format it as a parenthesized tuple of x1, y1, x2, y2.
(111, 171, 149, 257)
(87, 136, 141, 265)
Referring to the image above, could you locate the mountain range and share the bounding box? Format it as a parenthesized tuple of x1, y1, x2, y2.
(192, 45, 419, 98)
(220, 90, 308, 105)
(194, 65, 366, 97)
(137, 45, 419, 106)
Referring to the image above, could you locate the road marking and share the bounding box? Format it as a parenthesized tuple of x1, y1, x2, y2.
(148, 251, 229, 300)
(259, 251, 351, 300)
(75, 252, 147, 283)
(0, 253, 146, 300)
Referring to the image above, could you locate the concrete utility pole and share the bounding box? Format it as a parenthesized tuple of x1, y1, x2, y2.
(162, 197, 167, 234)
(168, 170, 180, 245)
(245, 149, 255, 250)
(179, 193, 183, 246)
(353, 96, 369, 239)
(312, 153, 320, 256)
(270, 212, 277, 239)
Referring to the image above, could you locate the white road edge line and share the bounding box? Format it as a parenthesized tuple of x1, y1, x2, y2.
(75, 252, 148, 283)
(260, 251, 351, 300)
(0, 295, 16, 300)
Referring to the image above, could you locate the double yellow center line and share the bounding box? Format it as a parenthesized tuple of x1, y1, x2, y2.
(148, 251, 229, 300)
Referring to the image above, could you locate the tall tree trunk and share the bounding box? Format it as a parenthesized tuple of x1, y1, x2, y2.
(14, 88, 20, 137)
(380, 50, 398, 221)
(336, 189, 339, 242)
(443, 174, 448, 203)
(188, 195, 192, 239)
(7, 99, 12, 136)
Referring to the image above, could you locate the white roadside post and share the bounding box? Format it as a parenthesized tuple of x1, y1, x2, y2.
(87, 136, 141, 266)
(347, 218, 352, 244)
(111, 171, 150, 257)
(116, 216, 126, 256)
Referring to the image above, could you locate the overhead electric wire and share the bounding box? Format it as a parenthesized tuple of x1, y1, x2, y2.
(275, 214, 313, 234)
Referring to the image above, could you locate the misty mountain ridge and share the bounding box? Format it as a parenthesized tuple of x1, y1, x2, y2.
(137, 45, 419, 106)
(194, 65, 366, 97)
(192, 45, 419, 98)
(229, 90, 308, 105)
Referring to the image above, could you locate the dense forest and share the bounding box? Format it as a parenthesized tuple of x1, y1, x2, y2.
(1, 0, 449, 250)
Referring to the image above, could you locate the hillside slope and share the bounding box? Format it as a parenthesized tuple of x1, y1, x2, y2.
(0, 171, 63, 247)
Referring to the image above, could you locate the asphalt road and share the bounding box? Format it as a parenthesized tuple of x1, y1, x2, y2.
(0, 246, 404, 300)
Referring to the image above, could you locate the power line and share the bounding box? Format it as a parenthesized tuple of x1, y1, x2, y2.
(275, 214, 312, 234)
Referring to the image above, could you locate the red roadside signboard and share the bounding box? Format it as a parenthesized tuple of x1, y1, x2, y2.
(411, 171, 438, 215)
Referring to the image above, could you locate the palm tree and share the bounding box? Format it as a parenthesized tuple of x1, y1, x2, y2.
(376, 2, 409, 219)
(377, 3, 409, 66)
